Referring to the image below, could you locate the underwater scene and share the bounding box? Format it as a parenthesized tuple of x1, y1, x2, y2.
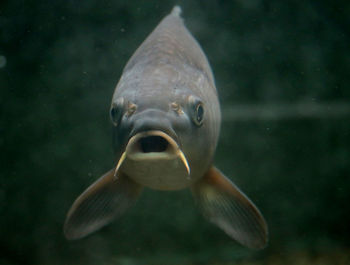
(1, 1, 349, 264)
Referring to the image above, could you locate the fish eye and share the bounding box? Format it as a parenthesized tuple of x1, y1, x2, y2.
(110, 98, 125, 126)
(195, 103, 204, 125)
(188, 96, 204, 126)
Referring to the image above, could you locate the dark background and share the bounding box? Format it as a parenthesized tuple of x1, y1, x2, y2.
(1, 0, 349, 264)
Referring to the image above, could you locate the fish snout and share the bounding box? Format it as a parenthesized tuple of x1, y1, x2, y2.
(130, 110, 178, 141)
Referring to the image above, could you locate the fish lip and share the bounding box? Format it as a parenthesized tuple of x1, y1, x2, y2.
(125, 130, 180, 160)
(128, 127, 180, 149)
(118, 130, 191, 176)
(114, 130, 190, 177)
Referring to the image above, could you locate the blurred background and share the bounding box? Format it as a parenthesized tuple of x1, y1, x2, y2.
(1, 0, 349, 264)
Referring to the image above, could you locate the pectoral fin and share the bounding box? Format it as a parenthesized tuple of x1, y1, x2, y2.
(191, 166, 268, 249)
(64, 169, 142, 240)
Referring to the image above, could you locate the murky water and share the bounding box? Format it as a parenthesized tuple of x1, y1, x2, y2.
(1, 1, 349, 264)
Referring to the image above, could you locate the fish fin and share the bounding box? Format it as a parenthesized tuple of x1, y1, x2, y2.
(64, 169, 142, 240)
(171, 6, 182, 17)
(191, 166, 268, 249)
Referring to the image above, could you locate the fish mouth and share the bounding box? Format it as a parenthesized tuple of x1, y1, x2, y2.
(115, 130, 190, 176)
(134, 134, 170, 154)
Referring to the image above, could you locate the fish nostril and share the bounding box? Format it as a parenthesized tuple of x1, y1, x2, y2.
(139, 136, 169, 153)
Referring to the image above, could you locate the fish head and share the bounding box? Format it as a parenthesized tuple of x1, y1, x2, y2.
(110, 77, 217, 190)
(108, 7, 221, 191)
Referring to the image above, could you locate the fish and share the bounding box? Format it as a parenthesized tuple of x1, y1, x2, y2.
(64, 6, 268, 249)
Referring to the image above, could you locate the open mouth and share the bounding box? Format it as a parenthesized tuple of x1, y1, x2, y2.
(139, 135, 169, 153)
(114, 130, 190, 177)
(125, 130, 177, 157)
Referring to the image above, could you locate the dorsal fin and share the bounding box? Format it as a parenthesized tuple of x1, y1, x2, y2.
(171, 6, 182, 17)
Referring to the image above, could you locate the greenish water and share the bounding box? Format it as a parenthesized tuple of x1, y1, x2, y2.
(1, 1, 349, 264)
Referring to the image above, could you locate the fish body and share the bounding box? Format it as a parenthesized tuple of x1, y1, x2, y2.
(64, 6, 268, 249)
